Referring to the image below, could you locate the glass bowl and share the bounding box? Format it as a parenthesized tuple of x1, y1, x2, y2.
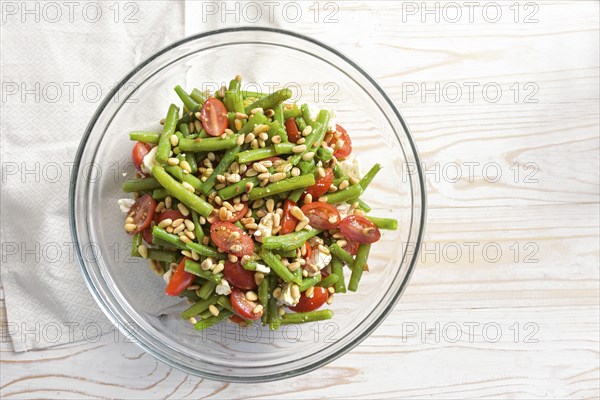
(70, 27, 426, 382)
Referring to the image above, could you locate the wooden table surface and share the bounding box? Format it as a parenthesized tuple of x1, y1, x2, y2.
(1, 1, 599, 398)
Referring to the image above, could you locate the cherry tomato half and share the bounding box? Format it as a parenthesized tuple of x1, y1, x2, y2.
(210, 221, 254, 256)
(280, 199, 298, 235)
(141, 225, 154, 245)
(301, 202, 341, 230)
(226, 202, 249, 223)
(223, 260, 257, 290)
(230, 288, 263, 320)
(339, 215, 381, 244)
(290, 286, 329, 312)
(344, 239, 359, 255)
(328, 125, 352, 159)
(200, 98, 229, 137)
(304, 167, 333, 200)
(127, 193, 157, 234)
(285, 118, 301, 143)
(132, 142, 151, 173)
(165, 257, 195, 296)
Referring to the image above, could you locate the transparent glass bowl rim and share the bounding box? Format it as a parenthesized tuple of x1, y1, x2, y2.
(69, 27, 427, 382)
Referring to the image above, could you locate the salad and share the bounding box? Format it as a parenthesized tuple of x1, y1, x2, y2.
(121, 75, 398, 330)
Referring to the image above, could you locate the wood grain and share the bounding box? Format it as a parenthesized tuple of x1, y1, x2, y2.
(1, 1, 599, 399)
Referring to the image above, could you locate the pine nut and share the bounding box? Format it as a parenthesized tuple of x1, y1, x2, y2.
(157, 219, 172, 229)
(208, 305, 220, 316)
(245, 291, 258, 301)
(124, 223, 137, 232)
(138, 245, 148, 258)
(169, 134, 179, 146)
(178, 203, 190, 216)
(292, 144, 307, 153)
(167, 157, 180, 166)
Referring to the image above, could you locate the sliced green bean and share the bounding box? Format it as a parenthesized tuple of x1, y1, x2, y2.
(217, 295, 234, 312)
(241, 90, 266, 98)
(186, 242, 226, 260)
(274, 103, 284, 125)
(348, 244, 371, 292)
(325, 164, 382, 204)
(179, 122, 190, 138)
(174, 85, 199, 111)
(367, 216, 398, 230)
(184, 260, 223, 284)
(151, 165, 214, 217)
(301, 103, 312, 123)
(122, 177, 162, 193)
(194, 310, 233, 330)
(280, 309, 333, 325)
(262, 229, 321, 251)
(267, 276, 280, 330)
(196, 280, 216, 300)
(200, 145, 241, 195)
(316, 273, 339, 288)
(153, 188, 168, 200)
(179, 135, 238, 152)
(289, 161, 316, 202)
(273, 249, 297, 258)
(217, 177, 259, 200)
(329, 243, 354, 266)
(146, 249, 177, 263)
(152, 226, 187, 250)
(259, 275, 270, 325)
(259, 247, 296, 282)
(350, 198, 372, 213)
(181, 294, 219, 319)
(248, 174, 315, 200)
(295, 116, 307, 132)
(244, 88, 292, 115)
(164, 165, 202, 191)
(190, 88, 207, 104)
(298, 274, 322, 291)
(331, 257, 346, 293)
(131, 233, 142, 257)
(191, 210, 205, 244)
(282, 103, 300, 119)
(156, 104, 180, 164)
(199, 305, 222, 320)
(129, 131, 159, 144)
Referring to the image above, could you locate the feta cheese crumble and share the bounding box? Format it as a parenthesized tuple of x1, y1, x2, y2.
(141, 146, 157, 175)
(216, 279, 232, 295)
(117, 198, 135, 213)
(279, 282, 300, 307)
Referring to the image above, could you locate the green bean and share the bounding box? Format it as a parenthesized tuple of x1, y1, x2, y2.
(295, 116, 307, 132)
(288, 161, 316, 202)
(273, 249, 297, 258)
(367, 216, 398, 230)
(145, 249, 177, 263)
(178, 135, 238, 152)
(223, 91, 235, 113)
(156, 104, 180, 164)
(267, 276, 280, 330)
(287, 118, 326, 166)
(181, 289, 201, 303)
(316, 273, 339, 288)
(186, 242, 226, 260)
(262, 229, 321, 251)
(152, 226, 187, 250)
(248, 174, 315, 200)
(194, 310, 233, 330)
(174, 85, 199, 111)
(217, 295, 234, 313)
(298, 274, 322, 291)
(164, 165, 202, 191)
(274, 103, 284, 125)
(179, 122, 190, 138)
(332, 162, 349, 180)
(153, 188, 168, 200)
(122, 177, 162, 193)
(196, 280, 216, 300)
(181, 294, 219, 319)
(184, 260, 223, 284)
(259, 247, 296, 282)
(329, 243, 354, 266)
(348, 244, 371, 292)
(259, 275, 270, 324)
(191, 210, 205, 244)
(129, 131, 159, 144)
(316, 147, 333, 162)
(331, 257, 346, 293)
(236, 143, 295, 163)
(301, 103, 312, 123)
(200, 145, 241, 195)
(242, 261, 258, 271)
(244, 88, 292, 115)
(280, 309, 333, 325)
(283, 103, 300, 119)
(190, 88, 207, 104)
(199, 305, 221, 320)
(218, 177, 259, 200)
(151, 165, 214, 217)
(241, 90, 266, 98)
(131, 233, 142, 257)
(268, 121, 288, 142)
(350, 198, 372, 212)
(359, 163, 382, 189)
(325, 163, 381, 204)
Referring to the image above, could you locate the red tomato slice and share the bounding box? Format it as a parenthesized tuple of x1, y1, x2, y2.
(304, 243, 313, 260)
(339, 215, 381, 244)
(132, 142, 151, 172)
(156, 210, 189, 223)
(210, 221, 254, 256)
(165, 257, 195, 296)
(304, 167, 333, 200)
(127, 193, 157, 234)
(141, 225, 154, 245)
(229, 315, 247, 325)
(230, 288, 263, 320)
(301, 202, 341, 230)
(223, 260, 257, 290)
(290, 286, 329, 312)
(328, 125, 352, 159)
(344, 239, 359, 256)
(200, 98, 228, 137)
(280, 199, 298, 235)
(285, 118, 301, 143)
(226, 202, 249, 223)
